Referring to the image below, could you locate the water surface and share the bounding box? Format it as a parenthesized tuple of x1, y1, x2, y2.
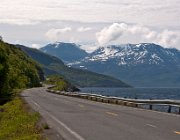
(79, 87, 180, 100)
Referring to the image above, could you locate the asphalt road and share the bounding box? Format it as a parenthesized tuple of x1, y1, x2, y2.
(22, 87, 180, 140)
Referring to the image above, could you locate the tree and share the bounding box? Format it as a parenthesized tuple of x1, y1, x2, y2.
(0, 50, 10, 104)
(0, 41, 43, 104)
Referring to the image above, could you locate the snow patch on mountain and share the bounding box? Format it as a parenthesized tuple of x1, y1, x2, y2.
(71, 43, 180, 66)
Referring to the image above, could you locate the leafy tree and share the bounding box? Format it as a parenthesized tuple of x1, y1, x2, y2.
(0, 40, 44, 104)
(0, 46, 10, 102)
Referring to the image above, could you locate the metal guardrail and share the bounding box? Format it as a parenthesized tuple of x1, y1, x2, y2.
(47, 89, 180, 115)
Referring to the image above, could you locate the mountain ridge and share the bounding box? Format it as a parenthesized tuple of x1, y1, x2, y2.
(16, 44, 130, 88)
(40, 42, 88, 63)
(82, 43, 180, 66)
(40, 42, 180, 87)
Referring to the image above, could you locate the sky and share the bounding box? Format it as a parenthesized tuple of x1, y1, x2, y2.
(0, 0, 180, 51)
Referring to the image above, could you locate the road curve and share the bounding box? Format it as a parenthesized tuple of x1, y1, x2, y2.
(22, 87, 180, 140)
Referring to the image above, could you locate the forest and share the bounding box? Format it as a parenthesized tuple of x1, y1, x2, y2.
(0, 39, 44, 104)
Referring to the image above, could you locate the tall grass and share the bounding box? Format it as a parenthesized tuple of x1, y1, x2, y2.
(0, 97, 44, 140)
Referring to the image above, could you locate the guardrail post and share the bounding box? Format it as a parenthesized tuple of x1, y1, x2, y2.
(168, 105, 171, 113)
(149, 105, 152, 110)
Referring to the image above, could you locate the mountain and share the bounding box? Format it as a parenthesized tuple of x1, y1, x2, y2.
(67, 43, 180, 87)
(40, 42, 88, 63)
(0, 40, 43, 103)
(16, 45, 130, 88)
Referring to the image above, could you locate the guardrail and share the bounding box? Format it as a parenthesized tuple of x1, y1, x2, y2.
(47, 89, 180, 115)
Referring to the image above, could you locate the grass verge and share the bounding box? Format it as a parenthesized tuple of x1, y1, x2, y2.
(0, 96, 44, 140)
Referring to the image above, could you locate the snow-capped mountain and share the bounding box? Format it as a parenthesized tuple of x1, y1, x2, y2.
(40, 42, 88, 63)
(77, 43, 180, 66)
(69, 43, 180, 87)
(40, 42, 180, 87)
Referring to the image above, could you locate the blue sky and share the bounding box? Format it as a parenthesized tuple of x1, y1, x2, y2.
(0, 0, 180, 51)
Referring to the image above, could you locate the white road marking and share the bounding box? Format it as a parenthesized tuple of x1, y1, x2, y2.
(48, 114, 85, 140)
(99, 100, 180, 118)
(78, 104, 85, 108)
(32, 101, 41, 108)
(31, 100, 85, 140)
(146, 124, 157, 128)
(106, 111, 118, 117)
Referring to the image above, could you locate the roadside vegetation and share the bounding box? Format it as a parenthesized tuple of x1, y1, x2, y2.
(0, 39, 45, 140)
(0, 96, 43, 140)
(45, 75, 80, 92)
(0, 40, 44, 104)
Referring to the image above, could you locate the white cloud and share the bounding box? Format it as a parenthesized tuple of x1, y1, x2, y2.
(155, 30, 180, 48)
(31, 44, 41, 49)
(1, 0, 180, 50)
(45, 27, 72, 41)
(0, 0, 179, 27)
(77, 27, 92, 32)
(96, 23, 128, 45)
(80, 44, 99, 53)
(96, 23, 180, 48)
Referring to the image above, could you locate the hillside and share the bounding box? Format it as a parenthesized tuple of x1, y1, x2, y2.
(16, 45, 130, 88)
(0, 41, 44, 104)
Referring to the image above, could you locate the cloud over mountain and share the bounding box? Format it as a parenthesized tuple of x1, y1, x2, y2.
(96, 23, 180, 49)
(96, 23, 128, 45)
(77, 27, 92, 32)
(0, 0, 179, 50)
(31, 44, 41, 49)
(46, 27, 72, 41)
